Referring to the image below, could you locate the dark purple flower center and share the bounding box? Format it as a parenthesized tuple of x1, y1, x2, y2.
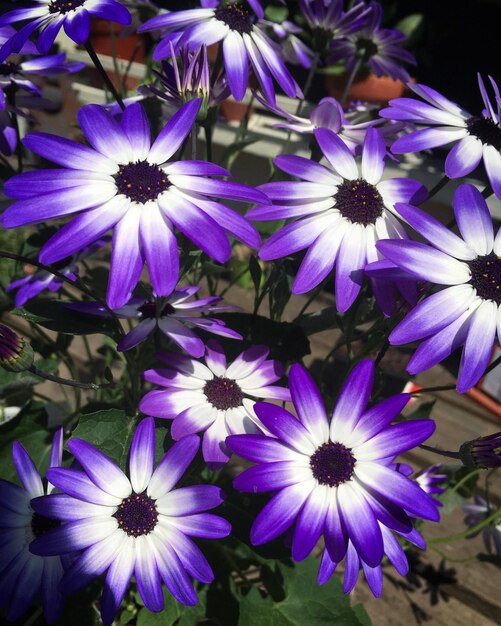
(356, 37, 379, 61)
(310, 441, 356, 487)
(114, 492, 158, 537)
(214, 3, 253, 34)
(466, 116, 501, 150)
(0, 62, 17, 77)
(138, 301, 176, 319)
(31, 512, 60, 537)
(204, 376, 243, 410)
(115, 161, 169, 204)
(48, 0, 86, 14)
(335, 178, 384, 225)
(468, 253, 501, 304)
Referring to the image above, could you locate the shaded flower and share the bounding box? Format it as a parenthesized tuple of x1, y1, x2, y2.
(139, 43, 230, 122)
(460, 433, 501, 469)
(2, 100, 264, 309)
(7, 237, 109, 307)
(381, 74, 501, 199)
(463, 496, 501, 555)
(414, 464, 447, 498)
(329, 1, 416, 82)
(263, 19, 314, 69)
(30, 419, 231, 625)
(298, 0, 369, 53)
(0, 428, 64, 623)
(70, 286, 242, 356)
(227, 361, 438, 585)
(140, 340, 291, 467)
(0, 323, 34, 372)
(138, 1, 302, 104)
(377, 183, 501, 393)
(250, 126, 426, 313)
(0, 0, 131, 57)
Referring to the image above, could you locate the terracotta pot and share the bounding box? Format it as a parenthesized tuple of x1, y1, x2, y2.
(325, 71, 408, 105)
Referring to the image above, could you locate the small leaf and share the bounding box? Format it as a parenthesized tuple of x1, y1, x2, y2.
(264, 4, 288, 22)
(136, 589, 180, 626)
(249, 256, 262, 293)
(395, 13, 424, 46)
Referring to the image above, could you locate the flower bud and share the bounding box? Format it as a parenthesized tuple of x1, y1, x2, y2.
(0, 323, 34, 372)
(459, 433, 501, 469)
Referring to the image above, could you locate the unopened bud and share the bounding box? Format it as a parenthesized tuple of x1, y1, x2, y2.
(459, 433, 501, 469)
(0, 323, 34, 372)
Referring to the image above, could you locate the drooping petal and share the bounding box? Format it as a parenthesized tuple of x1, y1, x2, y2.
(223, 30, 248, 101)
(453, 184, 494, 255)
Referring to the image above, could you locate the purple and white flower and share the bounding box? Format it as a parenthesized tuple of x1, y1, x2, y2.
(2, 100, 264, 309)
(381, 75, 501, 199)
(227, 360, 438, 585)
(250, 126, 426, 312)
(139, 340, 291, 468)
(70, 286, 242, 356)
(377, 183, 501, 393)
(329, 1, 416, 82)
(0, 429, 65, 623)
(263, 19, 314, 69)
(138, 1, 302, 104)
(30, 418, 231, 625)
(414, 464, 447, 498)
(0, 0, 131, 57)
(463, 496, 501, 555)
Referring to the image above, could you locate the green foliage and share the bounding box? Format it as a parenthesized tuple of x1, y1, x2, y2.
(0, 356, 59, 396)
(438, 465, 480, 515)
(238, 559, 371, 626)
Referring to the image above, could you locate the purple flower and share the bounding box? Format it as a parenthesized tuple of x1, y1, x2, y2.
(298, 0, 369, 51)
(460, 433, 501, 469)
(0, 108, 16, 154)
(329, 1, 416, 82)
(0, 429, 65, 623)
(7, 237, 109, 307)
(414, 464, 447, 498)
(138, 1, 302, 104)
(0, 0, 131, 57)
(463, 496, 501, 555)
(30, 418, 231, 625)
(250, 127, 426, 312)
(139, 43, 230, 121)
(227, 361, 438, 586)
(263, 20, 314, 69)
(70, 286, 242, 356)
(381, 75, 501, 200)
(140, 340, 291, 468)
(377, 183, 501, 393)
(2, 100, 264, 309)
(256, 94, 394, 154)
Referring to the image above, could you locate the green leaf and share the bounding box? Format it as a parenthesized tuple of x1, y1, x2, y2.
(238, 559, 370, 626)
(221, 136, 260, 170)
(249, 256, 263, 294)
(0, 356, 59, 396)
(264, 4, 288, 22)
(0, 401, 52, 482)
(137, 590, 181, 626)
(297, 306, 340, 336)
(70, 409, 136, 470)
(15, 300, 116, 336)
(395, 13, 424, 46)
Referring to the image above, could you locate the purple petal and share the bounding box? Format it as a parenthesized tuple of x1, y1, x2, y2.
(195, 198, 261, 249)
(483, 144, 501, 200)
(314, 128, 358, 180)
(445, 135, 483, 178)
(135, 537, 164, 612)
(226, 434, 300, 463)
(233, 461, 311, 493)
(377, 177, 428, 209)
(129, 418, 155, 494)
(259, 214, 332, 260)
(121, 103, 150, 160)
(292, 486, 329, 561)
(78, 104, 132, 162)
(147, 99, 201, 164)
(156, 485, 224, 516)
(453, 184, 494, 255)
(391, 127, 466, 153)
(362, 560, 383, 597)
(317, 550, 337, 585)
(63, 8, 90, 44)
(274, 154, 339, 185)
(147, 435, 200, 499)
(202, 416, 231, 468)
(349, 394, 410, 447)
(253, 402, 315, 455)
(166, 512, 231, 538)
(46, 468, 122, 506)
(4, 168, 112, 199)
(155, 523, 213, 583)
(30, 517, 118, 556)
(381, 526, 409, 576)
(223, 30, 248, 101)
(362, 127, 386, 185)
(100, 538, 135, 625)
(335, 224, 366, 312)
(342, 542, 360, 594)
(158, 317, 205, 358)
(117, 319, 156, 352)
(324, 495, 348, 563)
(12, 442, 43, 498)
(149, 535, 197, 606)
(288, 364, 329, 442)
(356, 420, 435, 461)
(170, 175, 267, 205)
(31, 493, 111, 521)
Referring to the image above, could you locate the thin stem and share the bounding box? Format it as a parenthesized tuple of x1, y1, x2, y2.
(296, 51, 320, 117)
(204, 123, 213, 163)
(7, 92, 23, 173)
(413, 354, 501, 395)
(28, 364, 115, 390)
(374, 339, 389, 367)
(449, 469, 482, 495)
(85, 41, 125, 111)
(419, 443, 460, 460)
(109, 23, 125, 99)
(341, 57, 362, 106)
(428, 175, 449, 198)
(428, 506, 501, 544)
(293, 282, 326, 321)
(482, 183, 494, 199)
(191, 125, 197, 160)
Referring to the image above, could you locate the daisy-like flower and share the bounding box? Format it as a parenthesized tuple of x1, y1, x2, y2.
(298, 0, 369, 54)
(29, 419, 231, 625)
(329, 1, 416, 83)
(138, 1, 302, 104)
(263, 19, 314, 69)
(139, 340, 291, 468)
(2, 100, 264, 309)
(139, 43, 230, 123)
(414, 464, 447, 498)
(0, 428, 65, 623)
(70, 286, 242, 355)
(7, 237, 109, 307)
(256, 94, 394, 154)
(381, 74, 501, 200)
(227, 361, 438, 578)
(376, 183, 501, 393)
(463, 496, 501, 556)
(250, 126, 426, 313)
(0, 0, 131, 57)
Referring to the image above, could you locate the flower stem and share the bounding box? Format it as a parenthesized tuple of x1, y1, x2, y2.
(7, 92, 23, 173)
(204, 123, 213, 162)
(419, 443, 460, 459)
(428, 505, 501, 544)
(341, 57, 362, 107)
(85, 41, 125, 111)
(428, 175, 449, 198)
(28, 364, 115, 390)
